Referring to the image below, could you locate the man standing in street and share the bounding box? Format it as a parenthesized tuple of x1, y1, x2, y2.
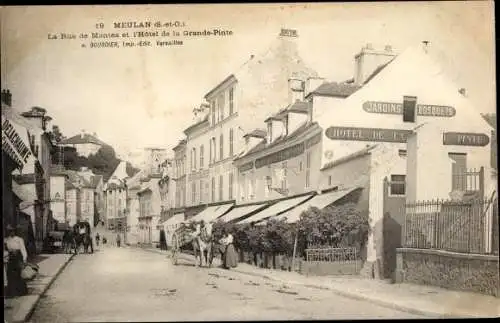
(116, 233, 121, 248)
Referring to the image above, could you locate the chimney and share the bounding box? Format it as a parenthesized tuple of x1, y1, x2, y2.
(279, 28, 298, 38)
(288, 78, 304, 104)
(304, 77, 325, 98)
(1, 89, 12, 106)
(81, 129, 85, 139)
(353, 43, 397, 85)
(458, 88, 467, 97)
(422, 41, 430, 53)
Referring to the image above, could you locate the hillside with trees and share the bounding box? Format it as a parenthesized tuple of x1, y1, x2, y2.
(49, 125, 140, 181)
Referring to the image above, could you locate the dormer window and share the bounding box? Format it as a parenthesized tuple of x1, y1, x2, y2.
(267, 122, 273, 144)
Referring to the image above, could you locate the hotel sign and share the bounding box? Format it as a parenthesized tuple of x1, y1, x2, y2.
(443, 132, 490, 147)
(325, 126, 413, 143)
(255, 142, 305, 169)
(363, 101, 456, 117)
(2, 118, 32, 169)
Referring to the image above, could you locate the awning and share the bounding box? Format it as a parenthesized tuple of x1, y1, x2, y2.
(266, 187, 360, 224)
(237, 194, 314, 225)
(12, 181, 37, 216)
(216, 203, 269, 223)
(164, 213, 185, 231)
(1, 106, 40, 170)
(190, 203, 234, 223)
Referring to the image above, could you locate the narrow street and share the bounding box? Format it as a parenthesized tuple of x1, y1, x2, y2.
(28, 246, 426, 322)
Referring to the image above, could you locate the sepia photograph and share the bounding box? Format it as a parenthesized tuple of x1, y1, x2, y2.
(1, 2, 499, 322)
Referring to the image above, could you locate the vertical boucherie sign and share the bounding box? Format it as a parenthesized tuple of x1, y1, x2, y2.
(1, 116, 33, 170)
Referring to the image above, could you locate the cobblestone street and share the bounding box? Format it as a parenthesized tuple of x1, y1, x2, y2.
(28, 246, 426, 322)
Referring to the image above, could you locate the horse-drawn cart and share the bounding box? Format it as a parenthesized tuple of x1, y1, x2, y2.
(170, 224, 196, 265)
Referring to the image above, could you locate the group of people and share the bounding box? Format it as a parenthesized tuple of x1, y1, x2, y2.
(4, 224, 28, 297)
(190, 219, 237, 269)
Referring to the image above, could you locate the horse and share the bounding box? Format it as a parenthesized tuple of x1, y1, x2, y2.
(62, 230, 77, 255)
(192, 223, 213, 267)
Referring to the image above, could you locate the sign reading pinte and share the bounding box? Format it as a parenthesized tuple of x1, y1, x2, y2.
(325, 126, 413, 143)
(443, 132, 489, 146)
(363, 101, 456, 117)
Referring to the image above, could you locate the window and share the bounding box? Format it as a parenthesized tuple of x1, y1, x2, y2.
(390, 175, 406, 195)
(200, 145, 204, 168)
(306, 170, 310, 188)
(192, 182, 196, 204)
(199, 180, 203, 204)
(306, 152, 311, 169)
(220, 134, 224, 160)
(193, 148, 197, 170)
(228, 173, 234, 200)
(403, 96, 417, 123)
(211, 100, 216, 125)
(229, 129, 234, 156)
(398, 150, 407, 157)
(219, 175, 223, 201)
(229, 87, 234, 115)
(211, 177, 215, 202)
(209, 139, 213, 164)
(240, 174, 246, 200)
(218, 93, 225, 121)
(449, 153, 467, 191)
(281, 162, 287, 190)
(328, 175, 332, 186)
(211, 137, 216, 164)
(264, 175, 270, 197)
(299, 161, 303, 172)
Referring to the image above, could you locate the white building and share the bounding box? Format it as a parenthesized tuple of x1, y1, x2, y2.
(60, 130, 107, 157)
(49, 165, 67, 224)
(182, 28, 319, 222)
(309, 42, 495, 279)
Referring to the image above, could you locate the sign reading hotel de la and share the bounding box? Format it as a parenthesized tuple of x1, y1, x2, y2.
(325, 126, 413, 143)
(363, 101, 456, 117)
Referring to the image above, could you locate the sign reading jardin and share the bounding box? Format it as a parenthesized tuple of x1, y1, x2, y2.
(325, 126, 413, 143)
(443, 132, 489, 146)
(2, 118, 32, 168)
(363, 101, 456, 117)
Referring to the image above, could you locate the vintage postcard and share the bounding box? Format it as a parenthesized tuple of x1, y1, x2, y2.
(2, 2, 498, 322)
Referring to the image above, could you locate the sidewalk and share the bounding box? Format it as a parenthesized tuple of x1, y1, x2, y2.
(137, 246, 500, 318)
(4, 253, 74, 323)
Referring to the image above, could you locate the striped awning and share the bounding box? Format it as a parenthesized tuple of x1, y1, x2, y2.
(216, 203, 269, 223)
(237, 194, 314, 225)
(190, 203, 234, 223)
(265, 187, 360, 224)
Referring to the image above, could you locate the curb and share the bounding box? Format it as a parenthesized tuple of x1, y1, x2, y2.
(20, 254, 75, 323)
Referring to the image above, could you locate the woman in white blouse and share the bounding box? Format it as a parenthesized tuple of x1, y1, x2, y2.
(219, 229, 238, 269)
(4, 225, 28, 297)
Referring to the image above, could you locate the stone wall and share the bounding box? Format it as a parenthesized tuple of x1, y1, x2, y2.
(396, 248, 500, 297)
(300, 260, 363, 276)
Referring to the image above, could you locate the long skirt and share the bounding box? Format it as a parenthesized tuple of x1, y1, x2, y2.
(6, 250, 28, 297)
(223, 243, 238, 269)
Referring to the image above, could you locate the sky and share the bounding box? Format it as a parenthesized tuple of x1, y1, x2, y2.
(1, 2, 496, 166)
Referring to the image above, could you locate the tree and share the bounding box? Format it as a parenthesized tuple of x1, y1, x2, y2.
(297, 203, 370, 250)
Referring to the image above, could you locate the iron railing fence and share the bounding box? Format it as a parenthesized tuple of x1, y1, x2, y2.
(305, 247, 359, 263)
(403, 197, 498, 255)
(451, 167, 484, 196)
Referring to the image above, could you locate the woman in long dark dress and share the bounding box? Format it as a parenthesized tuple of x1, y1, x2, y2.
(219, 229, 238, 269)
(4, 225, 28, 297)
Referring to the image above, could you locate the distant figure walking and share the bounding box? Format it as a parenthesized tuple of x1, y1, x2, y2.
(159, 228, 167, 251)
(116, 233, 121, 248)
(95, 232, 100, 247)
(102, 236, 107, 245)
